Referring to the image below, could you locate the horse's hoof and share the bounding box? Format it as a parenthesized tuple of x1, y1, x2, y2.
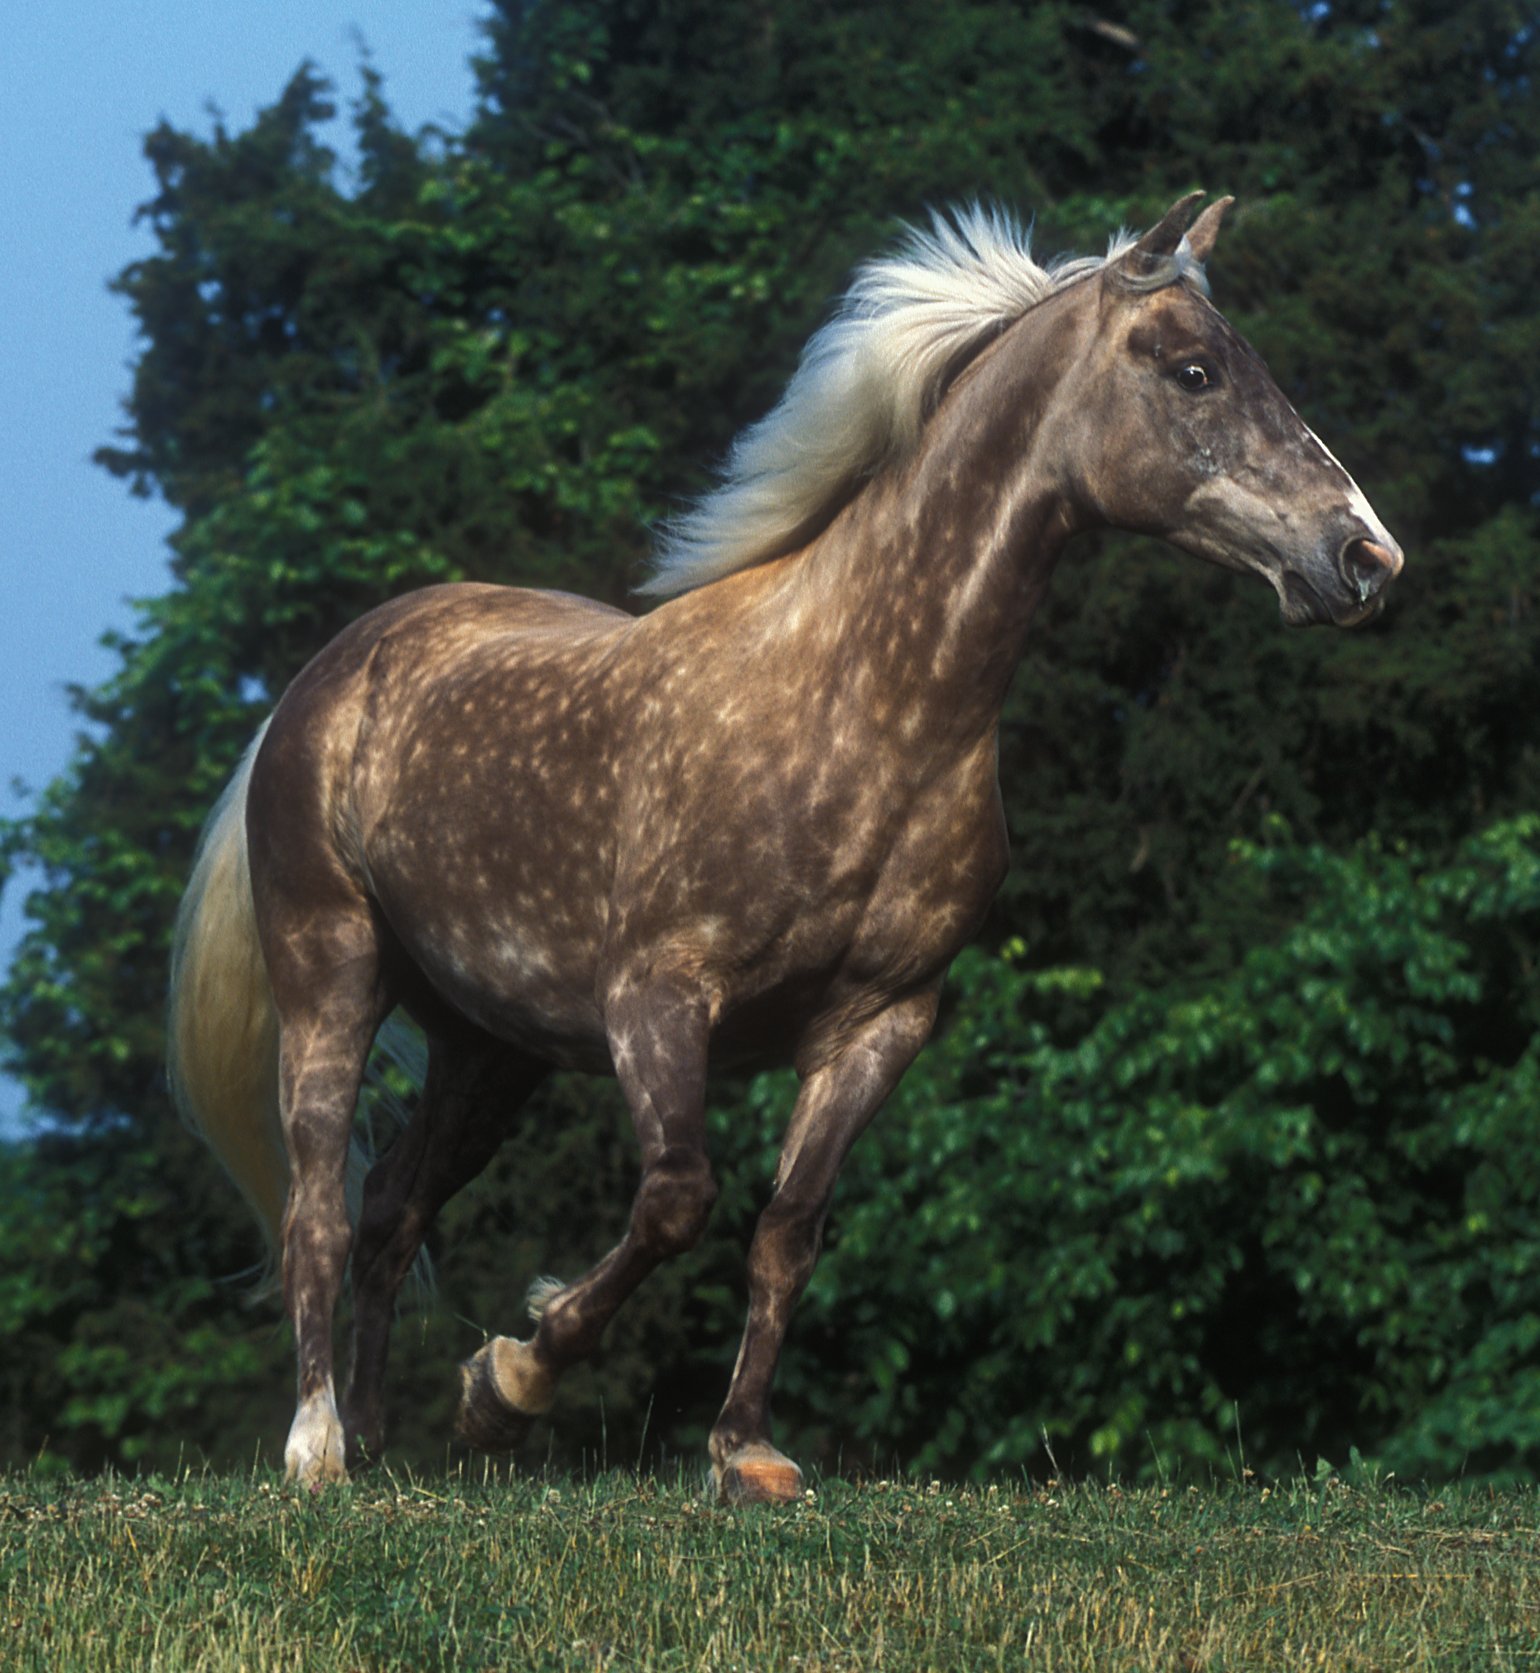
(284, 1397, 349, 1487)
(283, 1442, 349, 1488)
(455, 1337, 553, 1453)
(284, 1454, 349, 1490)
(714, 1443, 804, 1505)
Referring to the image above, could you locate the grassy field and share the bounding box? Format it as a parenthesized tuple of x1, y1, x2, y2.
(2, 1466, 1537, 1670)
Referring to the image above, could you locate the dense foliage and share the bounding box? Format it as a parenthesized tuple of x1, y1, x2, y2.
(1, 0, 1536, 1481)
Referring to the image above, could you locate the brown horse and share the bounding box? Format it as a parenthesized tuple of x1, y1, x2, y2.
(168, 194, 1402, 1501)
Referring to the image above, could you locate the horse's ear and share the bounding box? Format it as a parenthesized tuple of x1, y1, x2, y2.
(1108, 191, 1218, 293)
(1184, 195, 1234, 263)
(1130, 190, 1205, 261)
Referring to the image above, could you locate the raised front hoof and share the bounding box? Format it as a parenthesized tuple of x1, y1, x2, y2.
(713, 1443, 804, 1506)
(455, 1339, 549, 1453)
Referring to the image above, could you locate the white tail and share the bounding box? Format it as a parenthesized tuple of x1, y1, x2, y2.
(167, 722, 290, 1260)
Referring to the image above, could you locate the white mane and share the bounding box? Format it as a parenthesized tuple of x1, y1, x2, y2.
(641, 205, 1146, 597)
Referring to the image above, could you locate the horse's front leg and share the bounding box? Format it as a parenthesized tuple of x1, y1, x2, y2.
(456, 974, 717, 1450)
(710, 989, 939, 1504)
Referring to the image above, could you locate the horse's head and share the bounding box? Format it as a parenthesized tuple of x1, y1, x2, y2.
(1067, 193, 1402, 626)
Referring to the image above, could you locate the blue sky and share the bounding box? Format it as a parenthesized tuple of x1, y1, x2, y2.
(0, 2, 486, 1131)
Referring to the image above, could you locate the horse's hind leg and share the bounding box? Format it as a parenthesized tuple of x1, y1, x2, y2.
(341, 1034, 546, 1468)
(258, 885, 391, 1487)
(709, 990, 939, 1503)
(457, 974, 717, 1451)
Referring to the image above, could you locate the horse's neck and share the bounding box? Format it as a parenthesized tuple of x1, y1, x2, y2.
(787, 307, 1082, 745)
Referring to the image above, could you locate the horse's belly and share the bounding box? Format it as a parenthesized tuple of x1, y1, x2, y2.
(373, 858, 612, 1070)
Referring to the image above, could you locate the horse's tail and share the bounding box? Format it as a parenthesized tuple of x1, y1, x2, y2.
(167, 722, 289, 1263)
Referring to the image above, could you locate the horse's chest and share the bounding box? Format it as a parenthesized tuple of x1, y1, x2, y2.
(845, 765, 1010, 979)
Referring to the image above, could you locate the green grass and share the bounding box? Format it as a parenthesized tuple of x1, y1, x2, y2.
(2, 1467, 1537, 1670)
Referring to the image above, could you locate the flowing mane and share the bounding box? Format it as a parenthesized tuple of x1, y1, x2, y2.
(642, 205, 1180, 598)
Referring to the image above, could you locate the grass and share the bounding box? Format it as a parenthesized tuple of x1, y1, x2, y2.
(1, 1466, 1537, 1670)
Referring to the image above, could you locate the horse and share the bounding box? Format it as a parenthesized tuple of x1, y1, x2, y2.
(168, 193, 1402, 1502)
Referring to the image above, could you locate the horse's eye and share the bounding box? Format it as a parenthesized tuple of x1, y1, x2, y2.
(1176, 363, 1213, 392)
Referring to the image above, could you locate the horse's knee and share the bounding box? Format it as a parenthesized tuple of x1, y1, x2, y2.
(749, 1193, 826, 1296)
(636, 1148, 718, 1255)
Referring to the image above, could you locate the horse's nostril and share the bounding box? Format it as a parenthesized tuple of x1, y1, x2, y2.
(1341, 537, 1403, 603)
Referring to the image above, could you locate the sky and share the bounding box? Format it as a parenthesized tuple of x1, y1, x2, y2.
(0, 2, 486, 1133)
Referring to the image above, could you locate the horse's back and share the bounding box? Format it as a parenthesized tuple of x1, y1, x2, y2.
(302, 582, 631, 679)
(261, 581, 630, 747)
